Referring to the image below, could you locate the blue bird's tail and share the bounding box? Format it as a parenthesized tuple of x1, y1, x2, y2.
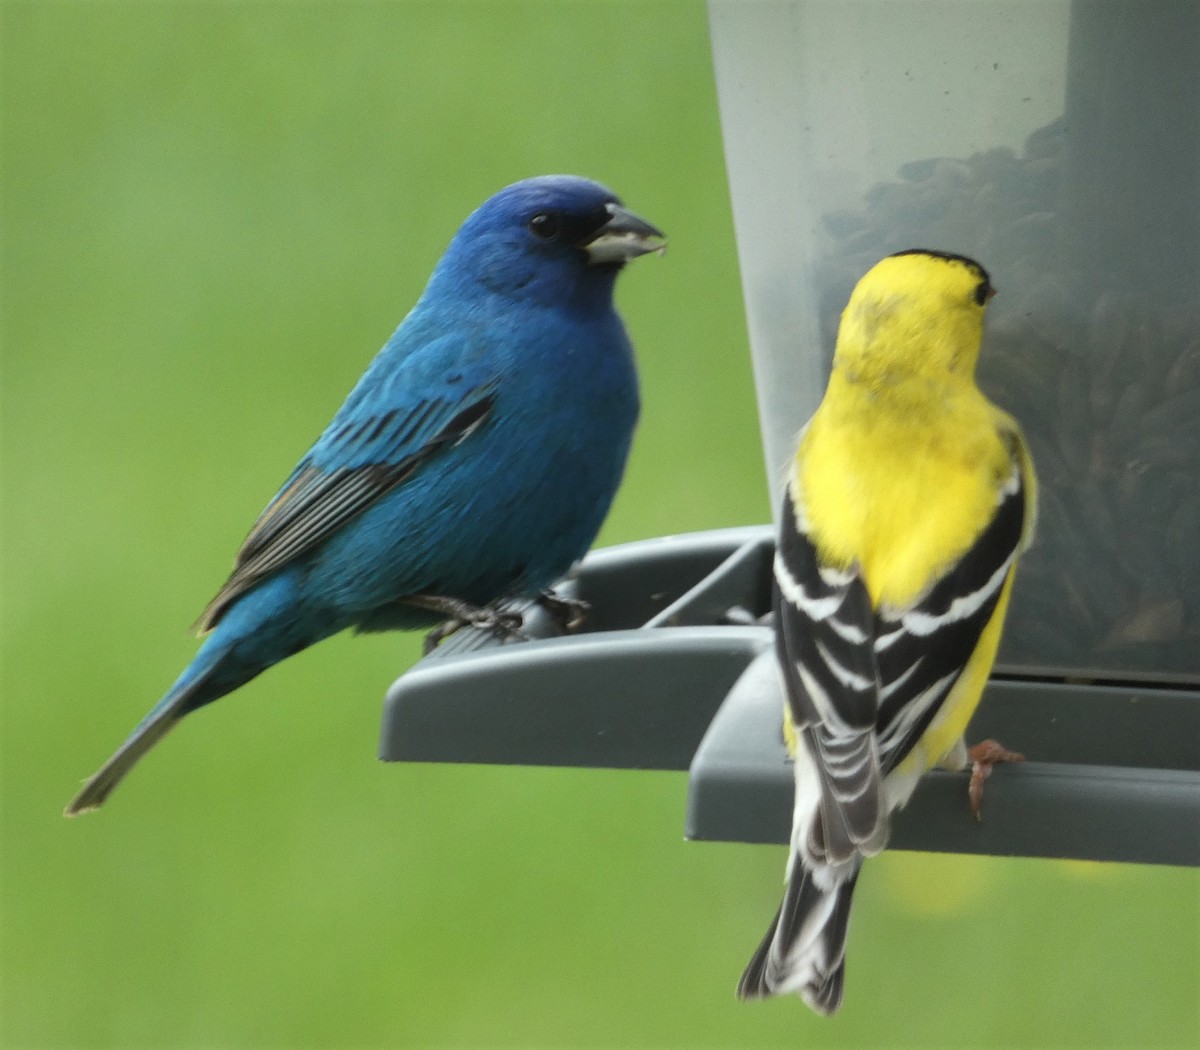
(64, 640, 253, 816)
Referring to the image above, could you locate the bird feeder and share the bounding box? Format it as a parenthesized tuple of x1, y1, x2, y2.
(381, 0, 1200, 867)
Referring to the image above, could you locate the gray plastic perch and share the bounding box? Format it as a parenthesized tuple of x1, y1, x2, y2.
(381, 527, 1200, 868)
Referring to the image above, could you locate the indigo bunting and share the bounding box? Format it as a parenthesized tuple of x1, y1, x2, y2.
(67, 175, 664, 815)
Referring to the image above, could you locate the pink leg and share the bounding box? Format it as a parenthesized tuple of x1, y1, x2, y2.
(967, 739, 1025, 821)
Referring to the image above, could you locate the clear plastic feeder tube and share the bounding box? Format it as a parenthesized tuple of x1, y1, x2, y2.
(708, 0, 1200, 681)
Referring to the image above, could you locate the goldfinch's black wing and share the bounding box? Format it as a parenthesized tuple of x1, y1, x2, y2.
(774, 435, 1032, 860)
(774, 490, 885, 864)
(873, 451, 1029, 775)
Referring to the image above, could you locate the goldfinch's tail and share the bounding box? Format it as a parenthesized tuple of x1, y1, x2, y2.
(737, 859, 861, 1014)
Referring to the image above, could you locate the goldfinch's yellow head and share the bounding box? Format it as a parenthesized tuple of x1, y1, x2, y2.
(833, 250, 995, 384)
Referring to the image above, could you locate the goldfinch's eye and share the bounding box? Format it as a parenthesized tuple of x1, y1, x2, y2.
(973, 280, 995, 306)
(529, 213, 560, 240)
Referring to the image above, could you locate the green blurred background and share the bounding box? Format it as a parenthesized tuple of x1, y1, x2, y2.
(2, 2, 1196, 1047)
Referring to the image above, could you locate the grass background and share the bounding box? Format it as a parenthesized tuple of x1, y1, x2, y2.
(2, 2, 1197, 1047)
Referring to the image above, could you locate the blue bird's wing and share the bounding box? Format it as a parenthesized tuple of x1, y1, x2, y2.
(195, 344, 499, 634)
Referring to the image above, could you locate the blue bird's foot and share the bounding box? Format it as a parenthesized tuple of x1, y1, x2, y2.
(410, 595, 529, 655)
(536, 590, 590, 632)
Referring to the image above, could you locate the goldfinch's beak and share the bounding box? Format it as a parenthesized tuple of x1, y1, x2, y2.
(583, 203, 666, 265)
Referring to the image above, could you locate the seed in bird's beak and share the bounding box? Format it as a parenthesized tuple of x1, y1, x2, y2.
(583, 203, 666, 264)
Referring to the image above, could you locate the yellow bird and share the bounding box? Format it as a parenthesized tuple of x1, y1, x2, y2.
(738, 250, 1036, 1014)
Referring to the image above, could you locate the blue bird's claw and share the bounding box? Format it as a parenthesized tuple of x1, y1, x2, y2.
(412, 595, 530, 655)
(536, 590, 590, 632)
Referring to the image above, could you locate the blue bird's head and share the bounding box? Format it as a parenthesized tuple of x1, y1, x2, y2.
(429, 175, 665, 311)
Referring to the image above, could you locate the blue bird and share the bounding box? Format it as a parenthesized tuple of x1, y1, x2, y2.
(66, 175, 664, 815)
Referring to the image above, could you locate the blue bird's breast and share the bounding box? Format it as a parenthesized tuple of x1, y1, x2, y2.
(306, 303, 639, 621)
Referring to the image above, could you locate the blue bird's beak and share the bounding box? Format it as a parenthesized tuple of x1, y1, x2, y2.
(582, 203, 666, 265)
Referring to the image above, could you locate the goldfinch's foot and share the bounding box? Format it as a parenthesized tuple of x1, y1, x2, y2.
(967, 739, 1025, 820)
(536, 590, 590, 632)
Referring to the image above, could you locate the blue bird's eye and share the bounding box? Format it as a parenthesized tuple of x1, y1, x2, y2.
(528, 212, 560, 241)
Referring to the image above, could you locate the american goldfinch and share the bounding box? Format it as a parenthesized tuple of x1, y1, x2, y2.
(738, 250, 1036, 1013)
